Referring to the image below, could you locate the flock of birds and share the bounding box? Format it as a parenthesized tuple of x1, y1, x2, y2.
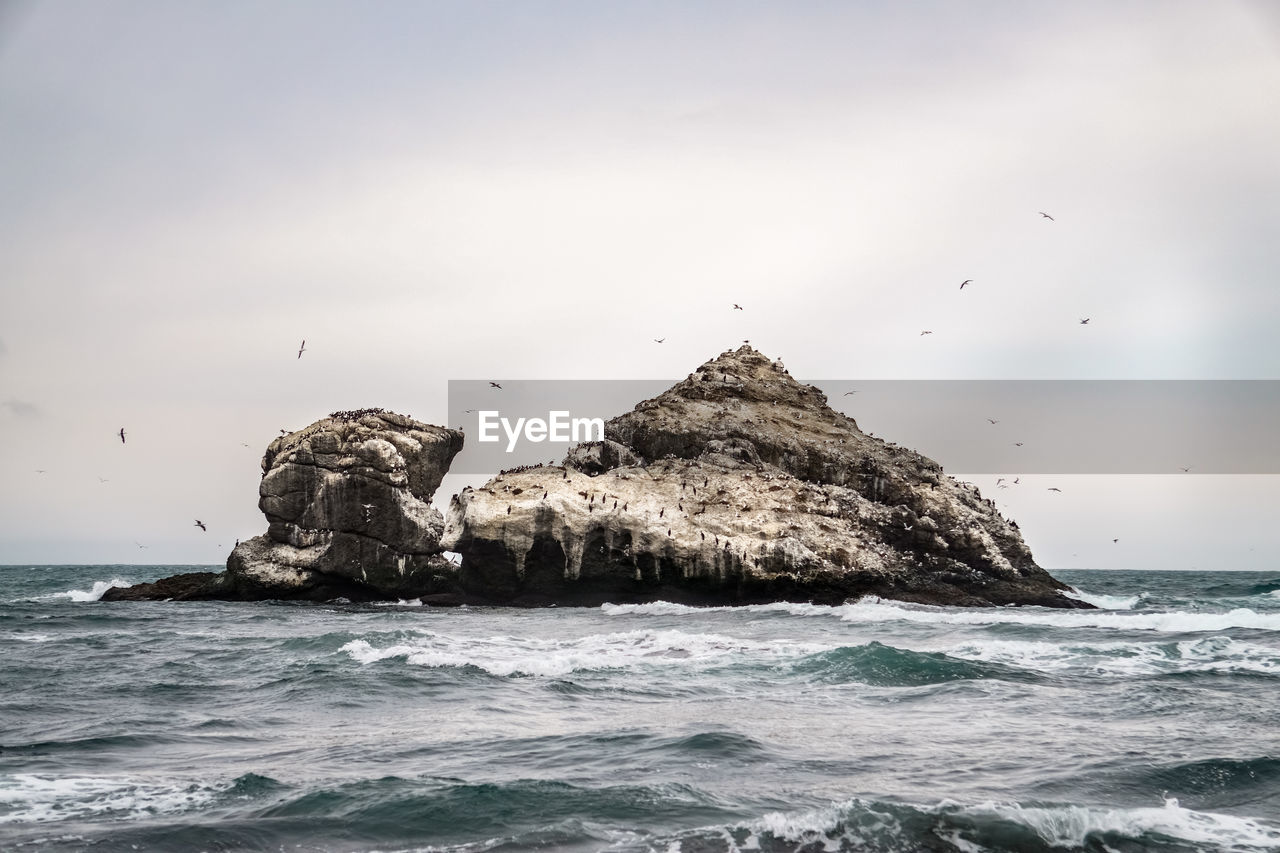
(56, 212, 1173, 556)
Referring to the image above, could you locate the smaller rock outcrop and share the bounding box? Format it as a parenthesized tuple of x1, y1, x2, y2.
(106, 410, 464, 602)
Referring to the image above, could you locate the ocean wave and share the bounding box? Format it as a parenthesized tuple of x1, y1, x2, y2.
(648, 795, 1280, 853)
(605, 596, 1280, 633)
(942, 635, 1280, 678)
(341, 628, 828, 677)
(0, 773, 217, 825)
(1130, 757, 1280, 803)
(601, 600, 836, 618)
(791, 642, 1043, 687)
(839, 597, 1280, 633)
(2, 632, 54, 643)
(1063, 588, 1145, 610)
(43, 578, 134, 603)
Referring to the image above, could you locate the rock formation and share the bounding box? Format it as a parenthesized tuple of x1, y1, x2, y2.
(440, 346, 1086, 608)
(105, 409, 464, 602)
(108, 347, 1087, 609)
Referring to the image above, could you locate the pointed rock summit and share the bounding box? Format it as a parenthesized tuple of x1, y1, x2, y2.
(442, 345, 1085, 608)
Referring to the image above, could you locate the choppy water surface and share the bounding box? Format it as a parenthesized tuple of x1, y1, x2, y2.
(2, 566, 1278, 852)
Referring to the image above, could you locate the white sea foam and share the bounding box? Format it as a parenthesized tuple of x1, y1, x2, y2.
(0, 774, 217, 824)
(4, 632, 54, 643)
(372, 598, 424, 607)
(601, 601, 850, 619)
(341, 628, 829, 677)
(709, 796, 1280, 852)
(941, 635, 1280, 677)
(960, 797, 1280, 851)
(838, 596, 1280, 632)
(49, 579, 133, 602)
(606, 596, 1280, 633)
(1063, 587, 1144, 610)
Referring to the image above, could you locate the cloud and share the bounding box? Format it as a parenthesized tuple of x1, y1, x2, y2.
(1, 398, 39, 417)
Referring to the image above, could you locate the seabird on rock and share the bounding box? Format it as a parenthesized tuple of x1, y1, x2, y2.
(194, 519, 207, 531)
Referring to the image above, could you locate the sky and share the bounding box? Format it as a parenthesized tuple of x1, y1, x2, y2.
(1, 0, 1278, 570)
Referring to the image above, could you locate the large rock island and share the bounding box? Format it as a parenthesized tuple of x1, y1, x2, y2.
(107, 347, 1087, 608)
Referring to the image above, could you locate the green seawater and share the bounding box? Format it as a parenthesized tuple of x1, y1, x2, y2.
(2, 566, 1279, 852)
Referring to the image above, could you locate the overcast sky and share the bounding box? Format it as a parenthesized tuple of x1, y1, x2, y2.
(2, 1, 1278, 571)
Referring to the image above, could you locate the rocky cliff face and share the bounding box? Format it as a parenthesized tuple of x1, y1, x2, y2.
(106, 410, 464, 602)
(440, 346, 1085, 608)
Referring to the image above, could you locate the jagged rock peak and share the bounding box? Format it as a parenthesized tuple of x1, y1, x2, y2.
(657, 344, 827, 409)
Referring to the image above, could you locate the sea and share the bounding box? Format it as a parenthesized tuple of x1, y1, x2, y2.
(1, 566, 1279, 853)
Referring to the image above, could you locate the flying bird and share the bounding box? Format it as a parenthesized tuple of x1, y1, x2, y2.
(733, 304, 743, 310)
(843, 391, 858, 396)
(654, 338, 665, 343)
(1179, 466, 1191, 472)
(1079, 318, 1090, 325)
(489, 382, 503, 389)
(1039, 212, 1054, 220)
(134, 541, 148, 549)
(297, 340, 306, 359)
(1113, 538, 1119, 543)
(1047, 487, 1062, 492)
(987, 418, 999, 424)
(97, 477, 108, 483)
(118, 428, 126, 444)
(960, 280, 972, 290)
(194, 519, 207, 531)
(920, 330, 933, 336)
